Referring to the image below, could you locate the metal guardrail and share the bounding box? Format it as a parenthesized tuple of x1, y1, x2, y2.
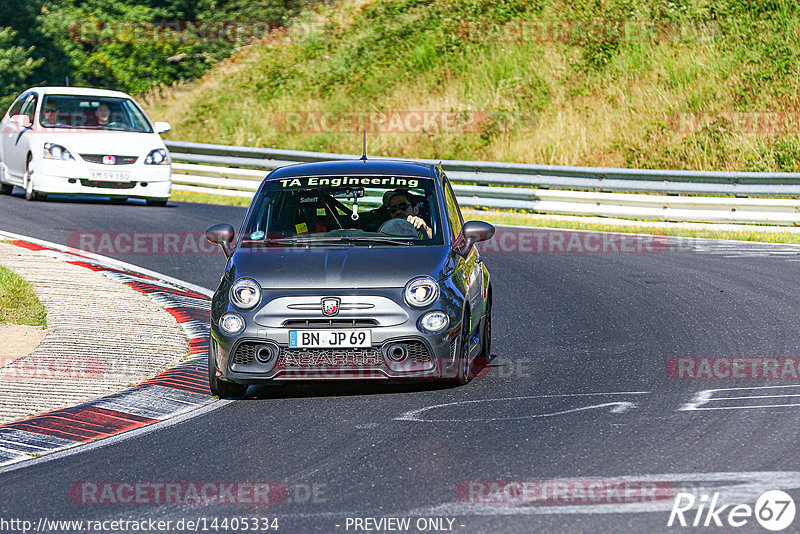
(164, 140, 800, 225)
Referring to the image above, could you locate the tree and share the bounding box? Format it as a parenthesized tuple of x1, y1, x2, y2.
(0, 27, 44, 110)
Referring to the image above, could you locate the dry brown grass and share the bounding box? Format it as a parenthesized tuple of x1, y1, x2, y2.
(142, 0, 800, 172)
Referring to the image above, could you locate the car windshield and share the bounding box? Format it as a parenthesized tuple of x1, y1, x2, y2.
(242, 175, 444, 246)
(39, 95, 153, 132)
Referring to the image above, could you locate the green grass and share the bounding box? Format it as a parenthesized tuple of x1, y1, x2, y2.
(144, 0, 800, 173)
(171, 190, 253, 207)
(170, 189, 800, 244)
(0, 265, 47, 327)
(469, 210, 800, 245)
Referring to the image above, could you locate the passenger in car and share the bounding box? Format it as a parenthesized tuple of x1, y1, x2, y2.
(95, 103, 111, 126)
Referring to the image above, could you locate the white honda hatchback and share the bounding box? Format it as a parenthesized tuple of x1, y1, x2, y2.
(0, 87, 172, 205)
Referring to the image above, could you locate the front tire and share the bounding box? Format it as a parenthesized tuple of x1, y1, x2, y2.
(0, 163, 13, 195)
(0, 164, 11, 195)
(24, 156, 44, 201)
(208, 337, 248, 398)
(456, 308, 474, 385)
(477, 294, 492, 366)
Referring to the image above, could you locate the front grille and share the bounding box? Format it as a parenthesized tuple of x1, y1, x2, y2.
(232, 343, 256, 365)
(278, 348, 383, 368)
(79, 179, 137, 189)
(80, 154, 138, 165)
(282, 319, 378, 327)
(406, 341, 433, 364)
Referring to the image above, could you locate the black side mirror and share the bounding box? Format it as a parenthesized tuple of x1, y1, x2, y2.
(206, 223, 236, 258)
(453, 220, 495, 256)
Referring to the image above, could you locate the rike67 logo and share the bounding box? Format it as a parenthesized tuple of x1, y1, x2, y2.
(668, 490, 796, 531)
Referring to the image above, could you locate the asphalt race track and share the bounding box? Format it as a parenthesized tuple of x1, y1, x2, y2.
(2, 191, 800, 533)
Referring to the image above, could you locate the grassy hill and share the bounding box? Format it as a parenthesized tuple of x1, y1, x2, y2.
(143, 0, 800, 171)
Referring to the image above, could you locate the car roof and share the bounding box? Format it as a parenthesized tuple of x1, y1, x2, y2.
(26, 87, 134, 99)
(266, 159, 437, 180)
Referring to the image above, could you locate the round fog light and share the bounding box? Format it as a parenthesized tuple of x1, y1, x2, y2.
(419, 311, 449, 334)
(256, 343, 278, 363)
(220, 312, 245, 335)
(386, 343, 408, 362)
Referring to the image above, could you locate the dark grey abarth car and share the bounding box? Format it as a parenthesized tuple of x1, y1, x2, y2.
(205, 159, 494, 397)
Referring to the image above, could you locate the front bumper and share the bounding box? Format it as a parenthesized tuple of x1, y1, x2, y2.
(211, 324, 462, 382)
(35, 159, 171, 198)
(210, 280, 469, 383)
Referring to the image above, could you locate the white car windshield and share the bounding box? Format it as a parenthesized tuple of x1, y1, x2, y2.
(39, 95, 153, 133)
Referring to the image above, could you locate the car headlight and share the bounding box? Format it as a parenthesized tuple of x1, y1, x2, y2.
(219, 312, 245, 335)
(144, 148, 169, 165)
(43, 143, 74, 160)
(230, 278, 261, 310)
(419, 311, 449, 333)
(404, 276, 439, 308)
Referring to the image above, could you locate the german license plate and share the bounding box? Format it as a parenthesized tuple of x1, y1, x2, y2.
(289, 330, 371, 348)
(89, 170, 130, 182)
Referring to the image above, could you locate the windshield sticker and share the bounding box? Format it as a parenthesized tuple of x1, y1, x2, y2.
(316, 208, 326, 216)
(295, 222, 309, 234)
(278, 177, 419, 189)
(249, 231, 265, 240)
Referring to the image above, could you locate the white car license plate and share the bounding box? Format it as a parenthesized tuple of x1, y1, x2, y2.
(289, 330, 371, 348)
(89, 170, 131, 182)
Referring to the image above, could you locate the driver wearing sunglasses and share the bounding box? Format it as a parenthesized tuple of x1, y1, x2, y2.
(385, 189, 433, 239)
(42, 104, 61, 126)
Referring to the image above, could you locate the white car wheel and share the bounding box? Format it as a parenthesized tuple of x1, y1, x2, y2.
(0, 163, 12, 195)
(23, 157, 44, 201)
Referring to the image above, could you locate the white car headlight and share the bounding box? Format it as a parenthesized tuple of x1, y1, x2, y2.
(404, 276, 439, 308)
(419, 311, 449, 333)
(144, 148, 169, 165)
(219, 312, 245, 335)
(43, 143, 74, 160)
(230, 278, 261, 310)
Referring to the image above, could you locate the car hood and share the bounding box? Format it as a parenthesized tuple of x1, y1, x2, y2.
(33, 130, 164, 157)
(229, 245, 455, 289)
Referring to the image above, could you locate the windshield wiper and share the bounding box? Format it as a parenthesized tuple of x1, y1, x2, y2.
(275, 235, 413, 246)
(242, 237, 349, 247)
(344, 236, 414, 246)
